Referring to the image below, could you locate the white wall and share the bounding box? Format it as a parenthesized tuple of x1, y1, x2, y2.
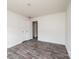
(65, 4, 71, 56)
(33, 12, 66, 45)
(7, 10, 32, 48)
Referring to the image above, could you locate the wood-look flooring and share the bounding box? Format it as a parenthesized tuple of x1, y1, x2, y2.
(7, 40, 70, 59)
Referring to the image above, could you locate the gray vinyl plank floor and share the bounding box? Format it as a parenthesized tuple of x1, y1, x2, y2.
(7, 40, 70, 59)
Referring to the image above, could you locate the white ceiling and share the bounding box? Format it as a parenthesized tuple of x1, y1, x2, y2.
(7, 0, 69, 17)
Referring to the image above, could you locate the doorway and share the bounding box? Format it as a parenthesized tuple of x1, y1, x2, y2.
(32, 21, 38, 40)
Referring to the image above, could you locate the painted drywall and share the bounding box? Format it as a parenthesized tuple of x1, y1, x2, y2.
(33, 12, 66, 45)
(8, 0, 68, 17)
(65, 4, 71, 56)
(7, 10, 32, 48)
